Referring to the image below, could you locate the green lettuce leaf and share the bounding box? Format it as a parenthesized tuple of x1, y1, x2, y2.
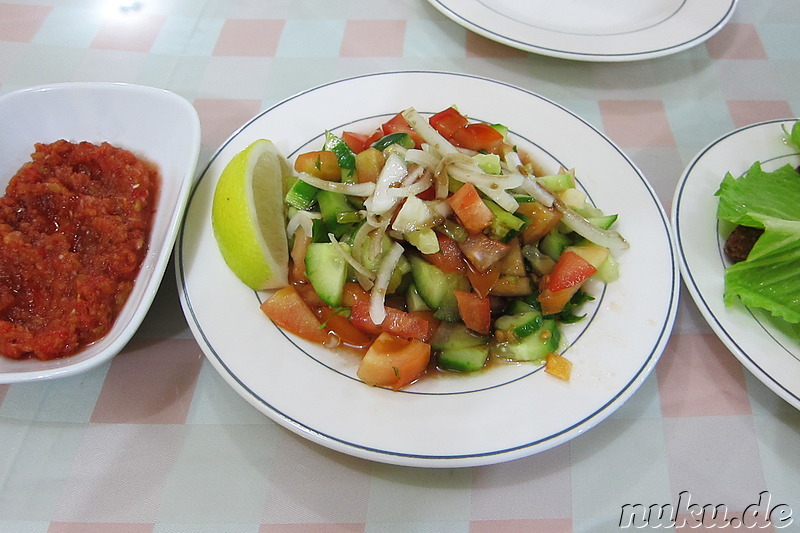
(723, 215, 800, 324)
(716, 120, 800, 326)
(783, 119, 800, 150)
(716, 162, 800, 228)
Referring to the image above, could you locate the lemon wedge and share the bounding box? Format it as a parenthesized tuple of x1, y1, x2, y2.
(211, 139, 290, 290)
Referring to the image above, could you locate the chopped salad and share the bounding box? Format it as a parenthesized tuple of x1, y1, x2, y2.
(260, 106, 628, 390)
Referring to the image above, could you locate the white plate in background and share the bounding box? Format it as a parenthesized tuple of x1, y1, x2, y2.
(672, 118, 800, 410)
(427, 0, 738, 61)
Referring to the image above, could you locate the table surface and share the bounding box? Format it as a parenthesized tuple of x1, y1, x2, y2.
(1, 1, 799, 531)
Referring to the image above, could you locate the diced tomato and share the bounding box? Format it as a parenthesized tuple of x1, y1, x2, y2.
(537, 284, 580, 316)
(293, 150, 341, 181)
(293, 281, 326, 309)
(446, 182, 494, 234)
(319, 306, 373, 349)
(451, 123, 504, 155)
(516, 201, 563, 244)
(341, 131, 370, 153)
(466, 262, 501, 298)
(348, 300, 383, 336)
(357, 332, 431, 390)
(341, 282, 370, 308)
(416, 184, 436, 200)
(454, 290, 491, 335)
(547, 250, 597, 292)
(382, 113, 425, 148)
(422, 233, 466, 273)
(490, 274, 533, 297)
(350, 300, 435, 342)
(381, 304, 437, 343)
(429, 106, 469, 139)
(408, 310, 440, 341)
(458, 232, 510, 272)
(260, 286, 330, 344)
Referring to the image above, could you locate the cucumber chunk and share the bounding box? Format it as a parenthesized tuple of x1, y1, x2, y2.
(305, 242, 348, 306)
(406, 282, 431, 312)
(372, 132, 415, 151)
(285, 179, 318, 210)
(431, 322, 489, 351)
(438, 345, 490, 373)
(540, 229, 571, 260)
(492, 318, 560, 363)
(408, 255, 470, 322)
(588, 213, 618, 230)
(494, 311, 543, 341)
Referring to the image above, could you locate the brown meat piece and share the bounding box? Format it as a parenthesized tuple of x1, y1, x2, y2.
(724, 225, 764, 263)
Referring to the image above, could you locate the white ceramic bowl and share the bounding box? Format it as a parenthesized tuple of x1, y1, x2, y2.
(0, 82, 200, 383)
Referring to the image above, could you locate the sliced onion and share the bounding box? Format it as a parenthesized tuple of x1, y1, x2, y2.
(430, 199, 453, 218)
(445, 159, 522, 212)
(518, 174, 556, 207)
(286, 209, 321, 239)
(402, 108, 459, 157)
(369, 241, 404, 325)
(388, 175, 432, 199)
(364, 152, 407, 215)
(553, 197, 629, 253)
(405, 148, 439, 170)
(328, 233, 375, 282)
(297, 172, 375, 197)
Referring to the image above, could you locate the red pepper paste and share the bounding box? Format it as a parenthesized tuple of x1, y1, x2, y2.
(0, 140, 158, 360)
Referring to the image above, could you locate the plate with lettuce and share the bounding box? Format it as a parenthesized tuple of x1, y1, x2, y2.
(672, 118, 800, 409)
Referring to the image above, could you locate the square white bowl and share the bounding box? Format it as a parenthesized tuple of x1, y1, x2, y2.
(0, 82, 200, 383)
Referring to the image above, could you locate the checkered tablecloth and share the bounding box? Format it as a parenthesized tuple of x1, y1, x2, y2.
(1, 1, 799, 531)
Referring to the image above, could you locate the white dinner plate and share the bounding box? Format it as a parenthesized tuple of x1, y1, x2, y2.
(427, 0, 738, 61)
(672, 119, 800, 410)
(177, 71, 679, 467)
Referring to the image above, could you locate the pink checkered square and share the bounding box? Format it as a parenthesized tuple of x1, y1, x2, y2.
(0, 3, 51, 42)
(599, 100, 676, 148)
(193, 98, 262, 149)
(91, 14, 165, 53)
(466, 32, 526, 58)
(340, 20, 406, 57)
(90, 338, 203, 424)
(727, 100, 794, 128)
(656, 333, 752, 418)
(706, 23, 767, 60)
(213, 19, 285, 57)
